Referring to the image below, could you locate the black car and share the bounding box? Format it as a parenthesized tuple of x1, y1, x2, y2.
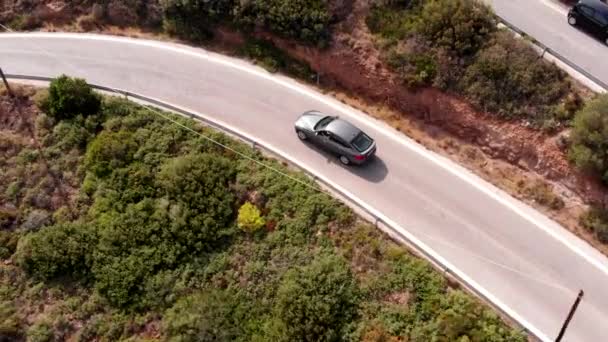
(568, 0, 608, 45)
(294, 110, 376, 165)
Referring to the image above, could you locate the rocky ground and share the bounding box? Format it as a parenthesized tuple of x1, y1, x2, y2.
(2, 0, 607, 254)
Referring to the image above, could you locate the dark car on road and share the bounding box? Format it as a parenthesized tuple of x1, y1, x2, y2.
(568, 0, 608, 45)
(295, 110, 376, 165)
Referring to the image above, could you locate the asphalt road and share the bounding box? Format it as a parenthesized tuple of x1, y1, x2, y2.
(489, 0, 608, 88)
(2, 33, 608, 341)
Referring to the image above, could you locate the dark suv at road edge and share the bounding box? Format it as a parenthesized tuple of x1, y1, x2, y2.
(568, 0, 608, 45)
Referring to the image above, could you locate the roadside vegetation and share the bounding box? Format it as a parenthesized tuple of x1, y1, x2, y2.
(161, 0, 333, 46)
(367, 0, 580, 127)
(0, 77, 525, 341)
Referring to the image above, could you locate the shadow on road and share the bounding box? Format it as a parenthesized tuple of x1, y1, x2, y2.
(300, 140, 389, 183)
(336, 155, 388, 183)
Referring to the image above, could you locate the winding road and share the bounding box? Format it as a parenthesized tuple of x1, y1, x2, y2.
(489, 0, 608, 89)
(1, 2, 608, 339)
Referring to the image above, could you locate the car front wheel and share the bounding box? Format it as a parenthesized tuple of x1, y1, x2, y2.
(296, 130, 307, 140)
(568, 16, 576, 26)
(339, 155, 350, 165)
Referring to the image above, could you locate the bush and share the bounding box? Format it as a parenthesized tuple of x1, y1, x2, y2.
(569, 94, 608, 184)
(26, 319, 54, 342)
(237, 0, 332, 46)
(163, 289, 256, 342)
(274, 253, 359, 341)
(413, 0, 495, 57)
(240, 39, 315, 79)
(85, 130, 138, 177)
(162, 0, 332, 46)
(411, 291, 526, 341)
(0, 231, 20, 259)
(238, 202, 265, 233)
(15, 223, 95, 280)
(461, 31, 569, 120)
(580, 206, 608, 244)
(43, 75, 101, 120)
(161, 0, 235, 41)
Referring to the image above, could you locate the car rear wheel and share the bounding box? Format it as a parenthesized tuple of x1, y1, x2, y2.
(568, 16, 576, 26)
(339, 155, 350, 165)
(296, 130, 307, 140)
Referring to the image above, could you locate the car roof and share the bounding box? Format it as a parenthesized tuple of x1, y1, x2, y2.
(326, 118, 362, 142)
(579, 0, 608, 14)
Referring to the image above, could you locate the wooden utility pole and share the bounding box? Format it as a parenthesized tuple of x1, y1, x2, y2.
(556, 290, 584, 342)
(0, 68, 13, 97)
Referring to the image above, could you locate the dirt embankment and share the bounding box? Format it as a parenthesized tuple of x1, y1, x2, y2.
(244, 0, 606, 205)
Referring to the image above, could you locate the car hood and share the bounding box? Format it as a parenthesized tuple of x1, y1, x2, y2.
(295, 112, 325, 131)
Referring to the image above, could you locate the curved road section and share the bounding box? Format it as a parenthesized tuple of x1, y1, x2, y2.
(2, 33, 608, 341)
(489, 0, 608, 88)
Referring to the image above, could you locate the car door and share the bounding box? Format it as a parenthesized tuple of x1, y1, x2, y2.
(592, 11, 608, 36)
(578, 4, 597, 32)
(326, 133, 352, 157)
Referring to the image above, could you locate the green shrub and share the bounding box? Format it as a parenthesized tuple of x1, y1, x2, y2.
(569, 94, 608, 184)
(411, 291, 526, 341)
(237, 0, 332, 46)
(0, 230, 20, 260)
(274, 253, 359, 341)
(580, 206, 608, 244)
(238, 202, 265, 233)
(414, 0, 495, 57)
(461, 31, 569, 120)
(43, 75, 101, 120)
(0, 302, 23, 341)
(388, 50, 438, 88)
(85, 130, 138, 177)
(163, 289, 256, 342)
(240, 39, 315, 79)
(26, 319, 54, 342)
(162, 0, 332, 46)
(161, 0, 235, 41)
(15, 223, 95, 280)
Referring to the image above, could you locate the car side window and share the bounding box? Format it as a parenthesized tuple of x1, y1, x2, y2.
(318, 130, 329, 137)
(580, 5, 595, 17)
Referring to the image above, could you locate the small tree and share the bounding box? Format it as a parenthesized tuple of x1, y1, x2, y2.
(570, 94, 608, 184)
(274, 254, 359, 341)
(237, 202, 265, 233)
(44, 75, 101, 120)
(15, 223, 95, 280)
(414, 0, 495, 57)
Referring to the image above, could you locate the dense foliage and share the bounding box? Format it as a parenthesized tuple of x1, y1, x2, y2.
(0, 79, 524, 341)
(570, 94, 608, 184)
(274, 254, 359, 341)
(461, 31, 569, 120)
(161, 0, 332, 45)
(42, 75, 101, 120)
(368, 0, 576, 124)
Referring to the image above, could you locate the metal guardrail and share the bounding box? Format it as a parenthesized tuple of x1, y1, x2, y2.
(5, 74, 546, 341)
(496, 14, 608, 92)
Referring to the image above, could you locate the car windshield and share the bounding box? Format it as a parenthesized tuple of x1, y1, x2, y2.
(351, 133, 373, 152)
(314, 116, 335, 130)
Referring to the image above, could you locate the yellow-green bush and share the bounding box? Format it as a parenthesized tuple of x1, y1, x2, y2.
(237, 202, 265, 233)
